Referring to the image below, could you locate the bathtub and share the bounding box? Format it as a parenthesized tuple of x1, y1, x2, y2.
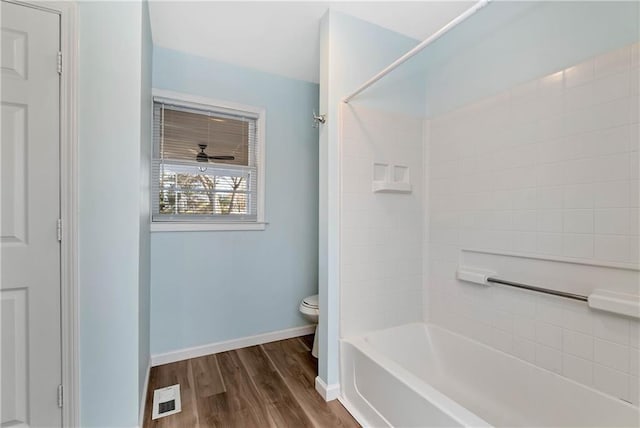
(340, 323, 639, 427)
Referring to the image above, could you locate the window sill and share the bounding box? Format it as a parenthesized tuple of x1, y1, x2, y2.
(150, 222, 267, 232)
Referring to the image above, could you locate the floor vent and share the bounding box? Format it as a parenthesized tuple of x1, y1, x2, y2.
(152, 384, 182, 420)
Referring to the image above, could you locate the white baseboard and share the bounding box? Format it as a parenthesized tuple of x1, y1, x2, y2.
(151, 324, 316, 367)
(315, 376, 340, 401)
(139, 359, 151, 427)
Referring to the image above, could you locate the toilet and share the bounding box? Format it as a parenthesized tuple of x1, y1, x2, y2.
(299, 294, 319, 358)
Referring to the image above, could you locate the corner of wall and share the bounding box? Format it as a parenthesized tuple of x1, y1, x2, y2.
(138, 0, 153, 415)
(422, 118, 431, 324)
(138, 357, 151, 427)
(315, 376, 341, 402)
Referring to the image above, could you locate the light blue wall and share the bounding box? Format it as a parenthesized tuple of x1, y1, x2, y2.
(418, 1, 640, 116)
(138, 0, 153, 413)
(150, 48, 319, 355)
(78, 1, 144, 426)
(330, 13, 426, 117)
(318, 10, 423, 386)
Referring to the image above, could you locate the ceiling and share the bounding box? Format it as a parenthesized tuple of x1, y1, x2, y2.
(148, 1, 474, 83)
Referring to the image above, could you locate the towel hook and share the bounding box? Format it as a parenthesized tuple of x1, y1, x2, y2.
(312, 111, 326, 128)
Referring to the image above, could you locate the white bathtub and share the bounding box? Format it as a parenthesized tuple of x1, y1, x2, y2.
(340, 323, 639, 427)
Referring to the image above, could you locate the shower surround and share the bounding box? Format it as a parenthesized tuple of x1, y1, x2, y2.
(427, 42, 639, 404)
(338, 42, 640, 426)
(340, 104, 425, 338)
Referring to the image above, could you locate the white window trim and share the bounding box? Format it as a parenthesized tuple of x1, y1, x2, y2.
(150, 222, 267, 232)
(150, 89, 266, 232)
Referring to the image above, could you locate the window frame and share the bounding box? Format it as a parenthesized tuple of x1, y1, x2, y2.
(150, 89, 266, 232)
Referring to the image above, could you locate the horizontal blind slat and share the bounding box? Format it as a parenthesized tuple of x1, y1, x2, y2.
(152, 99, 260, 222)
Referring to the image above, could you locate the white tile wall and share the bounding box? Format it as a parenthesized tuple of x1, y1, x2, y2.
(427, 43, 640, 404)
(340, 104, 424, 338)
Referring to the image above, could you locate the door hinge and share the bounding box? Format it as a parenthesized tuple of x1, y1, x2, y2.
(57, 384, 63, 408)
(57, 51, 62, 75)
(57, 219, 62, 242)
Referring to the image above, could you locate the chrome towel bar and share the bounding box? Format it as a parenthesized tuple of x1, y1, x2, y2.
(456, 268, 639, 318)
(486, 277, 589, 302)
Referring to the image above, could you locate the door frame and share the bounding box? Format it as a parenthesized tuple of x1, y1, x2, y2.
(3, 1, 79, 426)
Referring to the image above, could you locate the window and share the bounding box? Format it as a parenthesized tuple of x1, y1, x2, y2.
(151, 91, 265, 231)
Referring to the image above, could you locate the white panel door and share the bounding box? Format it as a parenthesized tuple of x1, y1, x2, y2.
(1, 2, 62, 427)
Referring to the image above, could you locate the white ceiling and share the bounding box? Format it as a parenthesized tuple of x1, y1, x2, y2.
(149, 1, 474, 83)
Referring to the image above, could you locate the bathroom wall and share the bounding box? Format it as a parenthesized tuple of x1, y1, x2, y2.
(340, 104, 424, 338)
(427, 42, 640, 404)
(150, 47, 319, 355)
(327, 0, 639, 409)
(319, 9, 424, 387)
(78, 1, 147, 425)
(138, 0, 153, 413)
(420, 1, 640, 117)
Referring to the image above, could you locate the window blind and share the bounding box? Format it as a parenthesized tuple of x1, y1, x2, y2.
(152, 99, 259, 222)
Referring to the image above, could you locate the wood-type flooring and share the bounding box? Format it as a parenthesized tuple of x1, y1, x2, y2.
(143, 335, 359, 428)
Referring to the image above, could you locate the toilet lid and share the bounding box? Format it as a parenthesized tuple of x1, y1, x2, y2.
(302, 294, 319, 309)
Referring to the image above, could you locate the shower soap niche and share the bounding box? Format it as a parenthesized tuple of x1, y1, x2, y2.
(372, 163, 411, 193)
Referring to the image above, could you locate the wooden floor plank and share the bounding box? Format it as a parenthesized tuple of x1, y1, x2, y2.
(144, 360, 200, 428)
(191, 354, 226, 397)
(143, 336, 359, 428)
(236, 345, 314, 427)
(195, 350, 272, 428)
(298, 334, 314, 352)
(261, 340, 359, 428)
